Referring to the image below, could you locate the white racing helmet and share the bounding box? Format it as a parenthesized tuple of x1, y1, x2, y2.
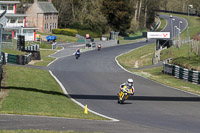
(127, 78, 134, 87)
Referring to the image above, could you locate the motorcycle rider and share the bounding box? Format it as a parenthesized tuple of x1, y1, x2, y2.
(75, 48, 81, 59)
(76, 48, 80, 54)
(97, 44, 101, 51)
(120, 78, 135, 95)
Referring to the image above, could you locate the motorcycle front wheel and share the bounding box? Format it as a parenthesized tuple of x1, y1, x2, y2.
(118, 93, 125, 104)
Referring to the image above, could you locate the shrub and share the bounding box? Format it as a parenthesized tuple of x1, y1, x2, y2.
(53, 28, 102, 38)
(77, 29, 102, 38)
(52, 28, 78, 36)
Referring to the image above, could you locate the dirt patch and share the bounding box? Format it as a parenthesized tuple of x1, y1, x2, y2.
(134, 61, 139, 68)
(140, 71, 152, 77)
(141, 53, 153, 58)
(29, 60, 43, 65)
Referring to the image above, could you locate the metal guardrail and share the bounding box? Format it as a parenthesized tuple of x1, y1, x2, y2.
(155, 10, 200, 17)
(124, 35, 143, 40)
(163, 63, 200, 84)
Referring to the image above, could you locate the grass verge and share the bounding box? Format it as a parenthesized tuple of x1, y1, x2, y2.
(116, 13, 200, 94)
(33, 49, 57, 66)
(117, 43, 155, 69)
(0, 130, 95, 133)
(0, 65, 106, 120)
(157, 17, 167, 32)
(116, 44, 200, 95)
(37, 32, 78, 42)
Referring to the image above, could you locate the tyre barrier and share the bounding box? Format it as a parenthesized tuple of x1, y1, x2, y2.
(25, 44, 39, 51)
(5, 53, 32, 65)
(163, 63, 200, 84)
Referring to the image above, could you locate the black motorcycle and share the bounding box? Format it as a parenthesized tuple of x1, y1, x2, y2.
(75, 51, 80, 59)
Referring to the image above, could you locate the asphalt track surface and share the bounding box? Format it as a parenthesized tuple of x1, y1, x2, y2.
(1, 15, 200, 133)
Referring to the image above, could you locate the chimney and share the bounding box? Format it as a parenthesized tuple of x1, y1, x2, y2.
(48, 0, 52, 3)
(34, 0, 38, 3)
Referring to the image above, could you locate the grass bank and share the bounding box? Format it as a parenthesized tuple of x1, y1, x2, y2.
(117, 43, 200, 95)
(157, 17, 167, 31)
(0, 130, 93, 133)
(117, 13, 200, 95)
(0, 46, 106, 120)
(37, 32, 78, 42)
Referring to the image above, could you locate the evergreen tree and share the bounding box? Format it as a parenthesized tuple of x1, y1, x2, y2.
(102, 0, 133, 35)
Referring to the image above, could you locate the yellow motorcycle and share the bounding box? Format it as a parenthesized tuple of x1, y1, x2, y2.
(118, 85, 135, 104)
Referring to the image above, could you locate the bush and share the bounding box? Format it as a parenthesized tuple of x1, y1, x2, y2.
(53, 28, 102, 38)
(52, 28, 78, 36)
(77, 29, 102, 38)
(52, 29, 62, 34)
(69, 22, 92, 31)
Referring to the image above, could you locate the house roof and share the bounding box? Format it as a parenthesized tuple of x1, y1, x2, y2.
(0, 1, 20, 4)
(5, 13, 28, 17)
(37, 2, 58, 14)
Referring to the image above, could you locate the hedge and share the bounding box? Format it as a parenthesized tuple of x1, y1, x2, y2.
(52, 28, 78, 36)
(53, 28, 102, 38)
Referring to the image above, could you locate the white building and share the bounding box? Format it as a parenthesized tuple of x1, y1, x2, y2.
(0, 1, 19, 14)
(0, 1, 38, 41)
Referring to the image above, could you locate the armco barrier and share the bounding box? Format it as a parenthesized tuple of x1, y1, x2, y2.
(124, 35, 143, 40)
(163, 63, 200, 84)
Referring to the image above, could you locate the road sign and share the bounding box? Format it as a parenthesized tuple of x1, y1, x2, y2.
(147, 32, 170, 39)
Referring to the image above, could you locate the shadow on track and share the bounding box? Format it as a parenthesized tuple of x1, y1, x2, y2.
(69, 94, 200, 102)
(2, 86, 66, 97)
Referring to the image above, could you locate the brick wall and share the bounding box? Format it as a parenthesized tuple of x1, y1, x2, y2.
(26, 3, 58, 33)
(26, 3, 42, 28)
(43, 13, 58, 33)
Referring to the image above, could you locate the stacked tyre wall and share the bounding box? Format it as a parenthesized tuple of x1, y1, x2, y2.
(163, 63, 200, 84)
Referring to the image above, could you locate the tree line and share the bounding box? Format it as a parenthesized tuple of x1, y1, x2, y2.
(52, 0, 161, 35)
(13, 0, 200, 35)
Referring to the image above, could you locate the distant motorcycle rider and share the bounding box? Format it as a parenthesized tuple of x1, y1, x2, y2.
(75, 48, 81, 59)
(120, 78, 135, 94)
(76, 48, 80, 54)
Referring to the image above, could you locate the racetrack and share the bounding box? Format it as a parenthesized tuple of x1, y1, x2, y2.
(48, 15, 200, 133)
(0, 15, 200, 133)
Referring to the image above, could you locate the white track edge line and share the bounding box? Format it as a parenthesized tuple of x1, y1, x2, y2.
(115, 47, 200, 97)
(49, 70, 119, 122)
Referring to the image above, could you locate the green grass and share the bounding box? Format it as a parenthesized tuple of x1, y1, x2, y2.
(117, 46, 200, 95)
(0, 65, 106, 120)
(33, 49, 57, 66)
(158, 12, 200, 39)
(117, 43, 155, 69)
(2, 49, 26, 55)
(160, 44, 200, 70)
(128, 29, 147, 37)
(37, 32, 78, 42)
(139, 67, 200, 95)
(0, 130, 96, 133)
(116, 13, 200, 94)
(157, 18, 167, 31)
